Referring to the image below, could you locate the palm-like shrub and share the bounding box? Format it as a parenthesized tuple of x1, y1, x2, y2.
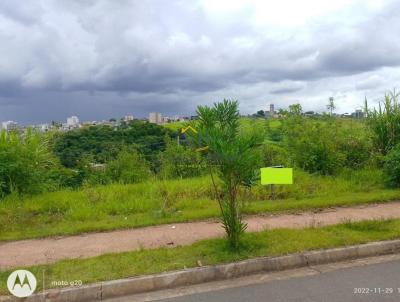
(192, 100, 262, 249)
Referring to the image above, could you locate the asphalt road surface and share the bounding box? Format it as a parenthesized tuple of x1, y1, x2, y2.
(109, 255, 400, 302)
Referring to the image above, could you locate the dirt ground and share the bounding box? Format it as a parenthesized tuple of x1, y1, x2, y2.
(1, 202, 400, 269)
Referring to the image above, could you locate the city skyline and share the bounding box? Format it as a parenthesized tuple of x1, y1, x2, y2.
(0, 102, 366, 128)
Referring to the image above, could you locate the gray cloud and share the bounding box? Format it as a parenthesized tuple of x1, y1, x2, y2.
(0, 0, 400, 123)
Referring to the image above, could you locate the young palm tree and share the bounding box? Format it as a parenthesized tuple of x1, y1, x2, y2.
(189, 100, 262, 249)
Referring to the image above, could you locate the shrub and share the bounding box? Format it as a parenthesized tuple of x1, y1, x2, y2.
(336, 124, 372, 169)
(193, 100, 263, 249)
(366, 90, 400, 155)
(261, 143, 289, 167)
(282, 111, 372, 174)
(158, 136, 205, 179)
(383, 144, 400, 188)
(106, 149, 151, 184)
(0, 129, 60, 197)
(284, 119, 345, 175)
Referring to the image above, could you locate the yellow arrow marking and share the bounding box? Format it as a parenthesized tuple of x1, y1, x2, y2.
(181, 125, 198, 134)
(181, 126, 208, 152)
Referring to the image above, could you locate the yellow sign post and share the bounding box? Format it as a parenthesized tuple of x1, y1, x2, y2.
(261, 167, 293, 185)
(261, 167, 293, 200)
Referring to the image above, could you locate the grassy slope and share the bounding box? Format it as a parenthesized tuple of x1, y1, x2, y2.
(1, 219, 400, 295)
(1, 169, 399, 241)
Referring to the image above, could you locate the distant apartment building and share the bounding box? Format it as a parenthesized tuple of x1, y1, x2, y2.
(269, 104, 275, 116)
(66, 116, 80, 127)
(162, 116, 171, 123)
(34, 123, 50, 132)
(149, 112, 162, 124)
(264, 103, 276, 118)
(1, 120, 18, 131)
(122, 115, 134, 122)
(352, 109, 364, 119)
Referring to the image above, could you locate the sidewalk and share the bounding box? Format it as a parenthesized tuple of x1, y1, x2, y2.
(1, 202, 400, 269)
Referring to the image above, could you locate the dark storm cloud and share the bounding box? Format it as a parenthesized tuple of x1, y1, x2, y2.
(270, 86, 304, 95)
(1, 0, 400, 123)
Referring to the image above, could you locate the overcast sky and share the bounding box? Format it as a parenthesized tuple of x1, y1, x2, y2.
(1, 0, 400, 124)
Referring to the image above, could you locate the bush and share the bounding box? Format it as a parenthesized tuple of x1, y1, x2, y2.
(261, 143, 289, 167)
(159, 136, 204, 179)
(0, 130, 60, 197)
(336, 124, 372, 169)
(284, 119, 345, 175)
(384, 144, 400, 188)
(366, 91, 400, 155)
(282, 112, 372, 174)
(106, 149, 151, 184)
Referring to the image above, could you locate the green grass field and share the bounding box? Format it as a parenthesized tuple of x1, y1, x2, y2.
(1, 218, 400, 295)
(1, 168, 399, 241)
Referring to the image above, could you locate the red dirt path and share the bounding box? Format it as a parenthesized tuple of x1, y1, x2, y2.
(1, 202, 400, 269)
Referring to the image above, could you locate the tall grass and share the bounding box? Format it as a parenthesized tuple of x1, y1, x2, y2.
(0, 168, 396, 241)
(0, 129, 59, 197)
(366, 90, 400, 154)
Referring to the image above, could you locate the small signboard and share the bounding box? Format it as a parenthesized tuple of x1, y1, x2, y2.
(261, 167, 293, 185)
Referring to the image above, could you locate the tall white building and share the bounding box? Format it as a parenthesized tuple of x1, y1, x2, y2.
(1, 121, 18, 131)
(67, 116, 80, 127)
(149, 112, 162, 124)
(122, 115, 134, 122)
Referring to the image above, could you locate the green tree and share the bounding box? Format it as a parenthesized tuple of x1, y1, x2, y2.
(52, 121, 173, 168)
(327, 97, 336, 116)
(192, 100, 262, 249)
(288, 103, 302, 116)
(256, 110, 265, 117)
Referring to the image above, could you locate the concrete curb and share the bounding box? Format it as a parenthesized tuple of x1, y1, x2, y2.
(4, 239, 400, 302)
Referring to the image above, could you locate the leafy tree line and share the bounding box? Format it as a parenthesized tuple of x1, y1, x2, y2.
(0, 120, 206, 197)
(52, 120, 172, 168)
(2, 91, 400, 199)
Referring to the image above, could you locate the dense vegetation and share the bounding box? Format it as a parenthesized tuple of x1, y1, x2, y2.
(1, 95, 400, 195)
(0, 130, 62, 198)
(2, 93, 400, 242)
(52, 121, 173, 168)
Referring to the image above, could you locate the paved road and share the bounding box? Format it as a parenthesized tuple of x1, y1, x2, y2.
(113, 255, 400, 302)
(160, 259, 400, 302)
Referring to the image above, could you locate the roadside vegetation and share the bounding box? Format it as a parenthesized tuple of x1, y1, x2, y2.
(1, 218, 400, 295)
(1, 92, 400, 243)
